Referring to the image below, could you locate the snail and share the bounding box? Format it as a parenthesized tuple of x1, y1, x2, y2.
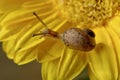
(32, 12, 96, 52)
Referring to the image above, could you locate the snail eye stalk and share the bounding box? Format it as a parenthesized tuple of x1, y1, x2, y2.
(33, 12, 48, 29)
(32, 12, 59, 38)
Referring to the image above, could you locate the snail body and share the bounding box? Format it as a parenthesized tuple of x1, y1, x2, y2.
(33, 12, 96, 52)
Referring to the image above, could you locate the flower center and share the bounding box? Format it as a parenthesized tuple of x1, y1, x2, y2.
(62, 0, 120, 27)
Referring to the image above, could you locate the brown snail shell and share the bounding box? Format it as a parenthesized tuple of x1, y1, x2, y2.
(62, 28, 96, 51)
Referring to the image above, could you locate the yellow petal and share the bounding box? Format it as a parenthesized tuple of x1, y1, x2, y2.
(22, 0, 51, 9)
(2, 39, 16, 59)
(14, 48, 37, 65)
(108, 13, 120, 37)
(42, 58, 60, 80)
(0, 22, 30, 41)
(0, 0, 57, 41)
(106, 26, 120, 80)
(88, 67, 98, 80)
(37, 38, 65, 62)
(0, 11, 5, 21)
(14, 14, 67, 51)
(88, 27, 118, 80)
(1, 1, 56, 25)
(3, 36, 64, 65)
(2, 40, 36, 65)
(58, 48, 87, 80)
(0, 0, 33, 12)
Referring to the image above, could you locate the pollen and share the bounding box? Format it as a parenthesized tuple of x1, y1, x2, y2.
(62, 0, 120, 27)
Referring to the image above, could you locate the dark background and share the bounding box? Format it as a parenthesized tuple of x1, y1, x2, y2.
(0, 43, 42, 80)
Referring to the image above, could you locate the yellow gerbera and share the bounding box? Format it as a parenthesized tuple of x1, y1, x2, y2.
(0, 0, 120, 80)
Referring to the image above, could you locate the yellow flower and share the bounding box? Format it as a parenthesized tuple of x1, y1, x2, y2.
(0, 0, 120, 80)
